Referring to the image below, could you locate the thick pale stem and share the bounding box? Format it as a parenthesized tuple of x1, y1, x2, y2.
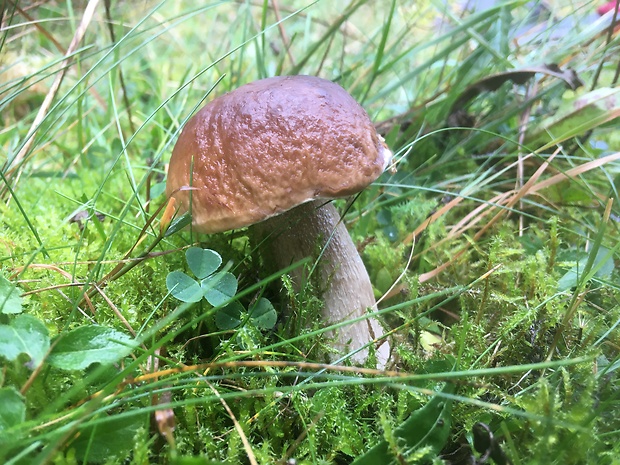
(251, 200, 390, 366)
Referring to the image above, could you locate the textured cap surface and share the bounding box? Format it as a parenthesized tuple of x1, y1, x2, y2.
(166, 75, 392, 233)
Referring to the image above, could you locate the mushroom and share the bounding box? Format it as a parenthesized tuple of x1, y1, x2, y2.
(166, 75, 391, 366)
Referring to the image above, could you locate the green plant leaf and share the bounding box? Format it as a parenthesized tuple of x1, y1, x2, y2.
(558, 246, 615, 292)
(526, 87, 620, 150)
(0, 275, 22, 315)
(0, 387, 26, 432)
(202, 272, 238, 306)
(71, 415, 143, 463)
(249, 298, 277, 330)
(164, 212, 192, 237)
(0, 314, 50, 369)
(450, 64, 583, 115)
(166, 270, 203, 303)
(0, 387, 26, 453)
(149, 181, 166, 199)
(214, 301, 244, 330)
(47, 326, 135, 370)
(186, 247, 222, 279)
(352, 383, 455, 464)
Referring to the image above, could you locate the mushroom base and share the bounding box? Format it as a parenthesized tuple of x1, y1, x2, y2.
(251, 200, 390, 367)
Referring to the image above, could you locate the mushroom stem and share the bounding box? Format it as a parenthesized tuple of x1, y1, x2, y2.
(251, 200, 390, 367)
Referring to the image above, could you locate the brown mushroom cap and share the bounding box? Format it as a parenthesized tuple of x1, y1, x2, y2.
(166, 75, 391, 233)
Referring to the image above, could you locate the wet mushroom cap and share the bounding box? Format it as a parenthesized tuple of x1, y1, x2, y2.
(166, 75, 392, 233)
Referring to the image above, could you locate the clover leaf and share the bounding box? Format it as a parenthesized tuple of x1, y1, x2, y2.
(166, 270, 203, 303)
(186, 247, 222, 279)
(0, 275, 22, 315)
(214, 302, 244, 330)
(166, 247, 238, 306)
(214, 297, 277, 331)
(202, 272, 238, 306)
(167, 247, 276, 331)
(248, 298, 277, 330)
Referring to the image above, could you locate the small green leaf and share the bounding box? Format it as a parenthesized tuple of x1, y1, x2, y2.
(164, 212, 192, 237)
(0, 314, 50, 369)
(352, 383, 455, 464)
(149, 181, 166, 199)
(0, 387, 26, 453)
(48, 326, 135, 371)
(526, 87, 620, 150)
(71, 415, 143, 463)
(166, 271, 203, 303)
(202, 272, 238, 306)
(249, 298, 277, 329)
(558, 247, 615, 292)
(0, 387, 26, 432)
(214, 302, 244, 330)
(592, 247, 615, 280)
(558, 260, 585, 291)
(111, 137, 123, 155)
(186, 247, 222, 279)
(0, 275, 22, 315)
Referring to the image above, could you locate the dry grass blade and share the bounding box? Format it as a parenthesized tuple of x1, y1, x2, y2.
(271, 0, 296, 67)
(418, 151, 620, 283)
(279, 411, 324, 464)
(528, 151, 620, 194)
(7, 0, 64, 51)
(5, 1, 106, 106)
(4, 0, 100, 194)
(93, 284, 137, 338)
(207, 381, 259, 465)
(103, 0, 136, 135)
(469, 148, 561, 240)
(403, 194, 466, 245)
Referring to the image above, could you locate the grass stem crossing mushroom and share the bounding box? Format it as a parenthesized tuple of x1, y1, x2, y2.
(251, 199, 389, 365)
(166, 75, 392, 366)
